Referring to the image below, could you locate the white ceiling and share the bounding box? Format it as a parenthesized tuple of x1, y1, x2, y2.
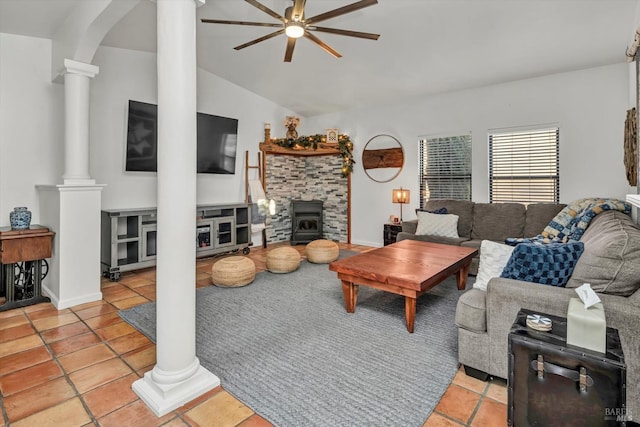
(1, 0, 638, 117)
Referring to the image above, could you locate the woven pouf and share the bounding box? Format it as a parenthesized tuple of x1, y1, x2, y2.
(211, 256, 255, 287)
(306, 239, 339, 264)
(266, 247, 301, 273)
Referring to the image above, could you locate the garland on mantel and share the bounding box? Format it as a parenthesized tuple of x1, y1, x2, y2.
(271, 134, 355, 177)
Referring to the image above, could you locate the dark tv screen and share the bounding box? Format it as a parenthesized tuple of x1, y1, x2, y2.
(125, 100, 157, 172)
(125, 100, 238, 174)
(196, 112, 238, 174)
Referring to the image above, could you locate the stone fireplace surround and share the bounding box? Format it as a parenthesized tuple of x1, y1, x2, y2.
(263, 154, 349, 244)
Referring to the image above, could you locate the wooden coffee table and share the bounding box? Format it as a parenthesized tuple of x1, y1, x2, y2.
(329, 240, 478, 333)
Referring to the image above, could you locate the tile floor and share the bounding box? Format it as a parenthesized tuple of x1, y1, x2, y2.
(0, 242, 507, 427)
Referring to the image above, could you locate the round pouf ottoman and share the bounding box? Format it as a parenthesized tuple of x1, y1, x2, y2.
(266, 247, 301, 273)
(306, 239, 339, 264)
(211, 256, 255, 287)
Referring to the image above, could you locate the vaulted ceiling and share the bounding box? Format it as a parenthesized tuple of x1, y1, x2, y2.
(1, 0, 637, 116)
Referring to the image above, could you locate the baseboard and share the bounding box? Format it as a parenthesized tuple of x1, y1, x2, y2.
(351, 238, 382, 247)
(41, 284, 59, 307)
(45, 290, 103, 310)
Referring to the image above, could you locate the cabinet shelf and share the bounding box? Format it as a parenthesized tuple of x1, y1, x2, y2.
(101, 203, 251, 281)
(116, 236, 139, 242)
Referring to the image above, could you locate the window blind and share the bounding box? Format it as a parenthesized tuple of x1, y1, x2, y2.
(489, 127, 559, 204)
(419, 135, 472, 206)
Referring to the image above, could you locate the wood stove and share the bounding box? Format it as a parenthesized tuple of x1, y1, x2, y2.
(291, 200, 323, 244)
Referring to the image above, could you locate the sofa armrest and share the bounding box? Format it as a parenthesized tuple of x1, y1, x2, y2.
(402, 220, 418, 234)
(487, 277, 640, 331)
(487, 278, 577, 324)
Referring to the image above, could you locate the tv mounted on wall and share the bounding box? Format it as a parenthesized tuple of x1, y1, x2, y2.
(125, 100, 238, 174)
(125, 100, 157, 172)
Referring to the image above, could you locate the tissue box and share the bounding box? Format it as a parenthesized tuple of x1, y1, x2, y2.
(567, 297, 606, 353)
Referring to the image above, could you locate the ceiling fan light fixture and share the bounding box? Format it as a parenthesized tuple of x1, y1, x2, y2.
(285, 21, 305, 38)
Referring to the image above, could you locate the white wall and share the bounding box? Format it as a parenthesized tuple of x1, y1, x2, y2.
(0, 33, 632, 250)
(306, 63, 634, 247)
(0, 35, 295, 229)
(0, 34, 64, 227)
(90, 45, 297, 209)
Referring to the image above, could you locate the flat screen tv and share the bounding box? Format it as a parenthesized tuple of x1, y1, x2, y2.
(125, 100, 157, 172)
(125, 100, 238, 174)
(196, 112, 238, 174)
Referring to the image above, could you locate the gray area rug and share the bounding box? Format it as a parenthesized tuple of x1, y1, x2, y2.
(119, 251, 472, 426)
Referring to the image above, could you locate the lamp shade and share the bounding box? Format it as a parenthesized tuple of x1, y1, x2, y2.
(392, 188, 410, 204)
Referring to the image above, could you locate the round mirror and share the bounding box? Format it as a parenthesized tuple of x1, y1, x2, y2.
(362, 134, 404, 183)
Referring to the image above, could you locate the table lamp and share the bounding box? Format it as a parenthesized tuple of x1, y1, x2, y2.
(392, 187, 410, 223)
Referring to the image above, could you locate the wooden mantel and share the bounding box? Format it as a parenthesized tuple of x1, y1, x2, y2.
(259, 141, 342, 156)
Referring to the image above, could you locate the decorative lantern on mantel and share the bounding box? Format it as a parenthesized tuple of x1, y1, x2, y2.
(264, 123, 271, 143)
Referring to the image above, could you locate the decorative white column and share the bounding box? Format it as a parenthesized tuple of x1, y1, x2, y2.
(133, 0, 219, 417)
(61, 59, 98, 185)
(36, 57, 104, 309)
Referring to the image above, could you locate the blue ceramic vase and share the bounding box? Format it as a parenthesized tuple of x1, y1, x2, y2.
(10, 207, 32, 230)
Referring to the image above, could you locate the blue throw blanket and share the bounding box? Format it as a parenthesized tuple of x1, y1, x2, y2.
(507, 197, 631, 245)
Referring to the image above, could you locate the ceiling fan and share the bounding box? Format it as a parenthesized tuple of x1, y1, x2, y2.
(201, 0, 379, 62)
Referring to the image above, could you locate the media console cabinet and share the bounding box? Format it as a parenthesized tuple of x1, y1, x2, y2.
(101, 203, 250, 281)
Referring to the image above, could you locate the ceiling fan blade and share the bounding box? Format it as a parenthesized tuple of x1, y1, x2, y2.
(201, 19, 282, 28)
(234, 29, 285, 50)
(245, 0, 286, 23)
(309, 26, 379, 40)
(291, 0, 307, 21)
(284, 37, 297, 62)
(304, 31, 342, 58)
(305, 0, 377, 26)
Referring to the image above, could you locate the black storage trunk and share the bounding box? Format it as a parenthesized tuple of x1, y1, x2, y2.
(508, 309, 627, 427)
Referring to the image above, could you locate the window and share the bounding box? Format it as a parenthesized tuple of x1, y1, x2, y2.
(419, 134, 472, 207)
(489, 126, 559, 204)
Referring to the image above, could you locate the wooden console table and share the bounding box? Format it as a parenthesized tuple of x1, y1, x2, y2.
(0, 225, 55, 311)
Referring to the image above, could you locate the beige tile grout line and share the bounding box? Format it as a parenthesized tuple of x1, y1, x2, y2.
(94, 275, 203, 426)
(7, 305, 100, 426)
(467, 378, 507, 426)
(2, 299, 156, 426)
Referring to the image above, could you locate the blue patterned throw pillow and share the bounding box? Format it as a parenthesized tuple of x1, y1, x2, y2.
(500, 241, 584, 287)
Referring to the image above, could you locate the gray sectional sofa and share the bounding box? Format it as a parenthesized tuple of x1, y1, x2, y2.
(398, 199, 640, 417)
(397, 199, 566, 274)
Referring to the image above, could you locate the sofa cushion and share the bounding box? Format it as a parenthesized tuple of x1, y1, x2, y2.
(473, 240, 515, 291)
(471, 203, 526, 241)
(416, 207, 448, 215)
(524, 203, 567, 237)
(415, 212, 459, 238)
(396, 232, 470, 246)
(423, 199, 474, 237)
(567, 210, 640, 296)
(500, 241, 584, 287)
(455, 289, 487, 333)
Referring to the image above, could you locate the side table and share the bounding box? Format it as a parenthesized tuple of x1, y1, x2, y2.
(0, 225, 55, 311)
(383, 223, 402, 246)
(508, 309, 627, 426)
